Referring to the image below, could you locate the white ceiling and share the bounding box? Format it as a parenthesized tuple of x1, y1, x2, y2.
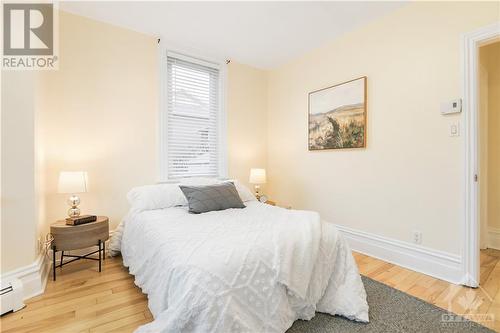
(60, 1, 406, 69)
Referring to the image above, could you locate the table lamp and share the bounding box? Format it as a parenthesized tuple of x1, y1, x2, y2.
(249, 168, 266, 199)
(58, 171, 88, 218)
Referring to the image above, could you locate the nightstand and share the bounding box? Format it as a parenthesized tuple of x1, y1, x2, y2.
(265, 200, 291, 209)
(50, 216, 109, 281)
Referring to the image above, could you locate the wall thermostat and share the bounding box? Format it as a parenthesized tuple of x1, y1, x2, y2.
(441, 99, 462, 115)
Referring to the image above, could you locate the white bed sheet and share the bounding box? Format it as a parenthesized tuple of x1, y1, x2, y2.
(113, 201, 369, 332)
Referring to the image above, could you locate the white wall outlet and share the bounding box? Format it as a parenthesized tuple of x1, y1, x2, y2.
(412, 230, 422, 244)
(449, 121, 460, 137)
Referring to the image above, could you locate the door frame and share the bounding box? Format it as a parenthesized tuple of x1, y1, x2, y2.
(461, 22, 500, 287)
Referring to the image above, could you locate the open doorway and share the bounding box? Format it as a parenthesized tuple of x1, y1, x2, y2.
(462, 23, 500, 288)
(478, 41, 500, 286)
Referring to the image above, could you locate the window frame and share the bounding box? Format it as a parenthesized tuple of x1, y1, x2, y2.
(158, 47, 227, 182)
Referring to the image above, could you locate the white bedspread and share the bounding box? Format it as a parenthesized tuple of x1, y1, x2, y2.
(114, 201, 368, 332)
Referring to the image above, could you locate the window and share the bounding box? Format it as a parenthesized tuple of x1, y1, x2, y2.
(161, 52, 225, 180)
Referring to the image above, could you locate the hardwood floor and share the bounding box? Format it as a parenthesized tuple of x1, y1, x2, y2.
(0, 258, 151, 333)
(1, 249, 499, 332)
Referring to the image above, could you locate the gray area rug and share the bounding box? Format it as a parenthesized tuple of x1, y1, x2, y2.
(287, 276, 494, 333)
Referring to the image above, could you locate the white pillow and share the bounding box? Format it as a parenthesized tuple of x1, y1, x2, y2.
(232, 180, 257, 202)
(127, 179, 257, 213)
(127, 183, 187, 212)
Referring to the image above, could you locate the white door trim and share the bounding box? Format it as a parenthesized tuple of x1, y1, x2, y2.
(461, 22, 500, 287)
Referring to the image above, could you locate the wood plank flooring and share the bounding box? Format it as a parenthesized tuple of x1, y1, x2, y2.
(1, 249, 499, 332)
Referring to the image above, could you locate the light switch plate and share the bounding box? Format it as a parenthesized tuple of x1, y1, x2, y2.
(449, 121, 460, 137)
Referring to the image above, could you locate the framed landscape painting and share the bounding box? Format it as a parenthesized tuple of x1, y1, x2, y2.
(308, 77, 367, 150)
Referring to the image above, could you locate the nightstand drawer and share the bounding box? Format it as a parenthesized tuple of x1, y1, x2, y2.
(51, 216, 109, 251)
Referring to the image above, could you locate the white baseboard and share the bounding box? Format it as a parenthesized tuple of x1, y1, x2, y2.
(488, 227, 500, 250)
(0, 254, 50, 300)
(1, 230, 115, 301)
(335, 224, 463, 284)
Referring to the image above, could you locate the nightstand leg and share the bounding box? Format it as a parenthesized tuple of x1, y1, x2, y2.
(103, 241, 105, 260)
(60, 250, 64, 268)
(98, 240, 102, 272)
(52, 246, 56, 281)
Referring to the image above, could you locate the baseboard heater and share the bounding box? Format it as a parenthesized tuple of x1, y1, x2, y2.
(0, 279, 25, 315)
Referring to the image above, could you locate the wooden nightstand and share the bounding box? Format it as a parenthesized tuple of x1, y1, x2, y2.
(265, 200, 291, 209)
(50, 216, 109, 281)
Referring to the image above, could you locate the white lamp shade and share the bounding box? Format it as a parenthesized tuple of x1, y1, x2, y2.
(249, 168, 266, 184)
(58, 171, 88, 194)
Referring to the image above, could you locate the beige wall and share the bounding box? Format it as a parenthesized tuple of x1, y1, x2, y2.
(480, 42, 500, 231)
(38, 11, 159, 239)
(1, 71, 38, 272)
(266, 2, 500, 255)
(227, 62, 268, 191)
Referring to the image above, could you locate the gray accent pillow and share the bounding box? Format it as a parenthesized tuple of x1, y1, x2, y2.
(179, 182, 246, 214)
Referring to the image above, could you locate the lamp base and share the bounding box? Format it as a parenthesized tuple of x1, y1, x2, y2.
(67, 207, 81, 218)
(67, 195, 81, 218)
(254, 185, 261, 200)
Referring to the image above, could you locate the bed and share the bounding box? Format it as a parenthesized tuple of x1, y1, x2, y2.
(109, 180, 369, 332)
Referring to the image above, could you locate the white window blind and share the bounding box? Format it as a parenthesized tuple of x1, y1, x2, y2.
(166, 54, 221, 179)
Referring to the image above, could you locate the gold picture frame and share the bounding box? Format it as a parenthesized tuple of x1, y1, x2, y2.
(308, 76, 367, 150)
